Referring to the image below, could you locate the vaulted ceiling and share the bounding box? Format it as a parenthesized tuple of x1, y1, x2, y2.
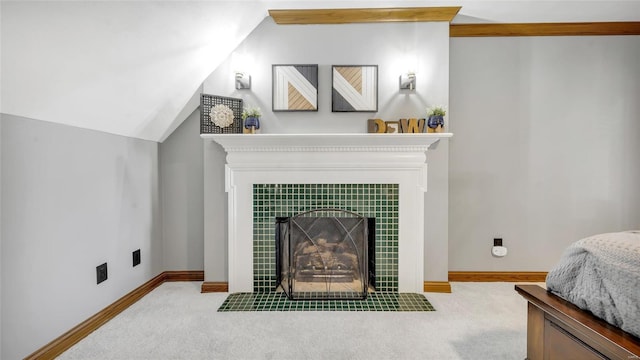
(2, 1, 639, 142)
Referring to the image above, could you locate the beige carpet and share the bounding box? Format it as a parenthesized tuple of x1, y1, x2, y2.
(58, 282, 543, 360)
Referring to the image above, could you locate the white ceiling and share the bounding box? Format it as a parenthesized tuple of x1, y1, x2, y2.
(2, 0, 639, 142)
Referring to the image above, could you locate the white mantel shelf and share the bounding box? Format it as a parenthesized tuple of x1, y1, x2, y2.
(204, 132, 452, 293)
(201, 133, 453, 152)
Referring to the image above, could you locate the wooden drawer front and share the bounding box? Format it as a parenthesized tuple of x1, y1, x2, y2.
(544, 320, 606, 360)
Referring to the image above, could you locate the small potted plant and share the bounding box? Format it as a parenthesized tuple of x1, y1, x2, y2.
(242, 106, 261, 134)
(426, 105, 446, 133)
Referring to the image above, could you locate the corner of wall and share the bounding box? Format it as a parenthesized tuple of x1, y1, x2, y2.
(159, 107, 205, 272)
(0, 113, 4, 359)
(158, 85, 203, 143)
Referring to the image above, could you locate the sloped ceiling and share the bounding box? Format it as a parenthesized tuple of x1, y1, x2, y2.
(1, 0, 639, 142)
(1, 1, 269, 141)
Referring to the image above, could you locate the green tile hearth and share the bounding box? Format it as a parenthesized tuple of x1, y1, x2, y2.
(217, 292, 435, 312)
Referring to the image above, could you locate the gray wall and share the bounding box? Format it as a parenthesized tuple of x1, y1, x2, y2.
(449, 36, 640, 271)
(0, 115, 3, 359)
(3, 28, 638, 360)
(201, 18, 451, 282)
(0, 114, 162, 359)
(159, 107, 205, 270)
(203, 19, 450, 134)
(145, 26, 640, 287)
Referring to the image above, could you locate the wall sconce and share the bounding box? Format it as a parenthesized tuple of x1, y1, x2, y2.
(399, 72, 416, 90)
(235, 72, 251, 90)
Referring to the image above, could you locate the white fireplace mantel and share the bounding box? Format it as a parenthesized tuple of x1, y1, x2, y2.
(202, 133, 451, 151)
(202, 133, 452, 293)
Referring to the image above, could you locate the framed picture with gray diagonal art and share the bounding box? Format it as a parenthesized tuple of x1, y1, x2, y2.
(332, 65, 378, 112)
(272, 64, 318, 111)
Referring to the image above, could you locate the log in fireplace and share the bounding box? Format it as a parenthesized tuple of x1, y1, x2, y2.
(276, 209, 375, 300)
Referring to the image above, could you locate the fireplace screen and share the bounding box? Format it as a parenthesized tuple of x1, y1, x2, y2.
(276, 209, 375, 300)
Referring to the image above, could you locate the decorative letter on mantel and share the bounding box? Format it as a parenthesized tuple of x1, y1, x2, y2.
(368, 118, 426, 133)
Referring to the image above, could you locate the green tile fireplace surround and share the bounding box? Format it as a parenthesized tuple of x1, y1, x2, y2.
(253, 183, 399, 293)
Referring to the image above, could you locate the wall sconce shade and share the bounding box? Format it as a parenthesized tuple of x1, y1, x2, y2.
(235, 72, 251, 90)
(399, 72, 416, 90)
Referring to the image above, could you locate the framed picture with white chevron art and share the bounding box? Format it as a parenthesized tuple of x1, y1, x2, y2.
(332, 65, 378, 112)
(272, 64, 318, 111)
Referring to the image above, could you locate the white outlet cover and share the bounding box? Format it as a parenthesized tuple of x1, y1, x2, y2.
(492, 246, 508, 257)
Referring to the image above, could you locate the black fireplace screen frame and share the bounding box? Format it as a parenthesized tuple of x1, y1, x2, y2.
(276, 208, 376, 300)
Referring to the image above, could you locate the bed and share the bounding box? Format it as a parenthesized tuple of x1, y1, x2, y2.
(516, 231, 640, 359)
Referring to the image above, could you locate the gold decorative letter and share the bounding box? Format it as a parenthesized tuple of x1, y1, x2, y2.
(385, 121, 400, 133)
(400, 118, 425, 133)
(367, 119, 386, 133)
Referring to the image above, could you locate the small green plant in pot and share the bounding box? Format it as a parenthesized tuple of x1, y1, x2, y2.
(242, 107, 261, 134)
(426, 105, 446, 133)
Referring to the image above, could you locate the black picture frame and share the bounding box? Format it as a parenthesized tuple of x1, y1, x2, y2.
(332, 65, 378, 112)
(272, 64, 319, 112)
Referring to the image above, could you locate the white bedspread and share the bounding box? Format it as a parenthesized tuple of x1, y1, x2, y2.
(546, 231, 640, 338)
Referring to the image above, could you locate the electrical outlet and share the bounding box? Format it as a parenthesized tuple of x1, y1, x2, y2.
(96, 263, 108, 284)
(133, 249, 141, 267)
(492, 237, 507, 257)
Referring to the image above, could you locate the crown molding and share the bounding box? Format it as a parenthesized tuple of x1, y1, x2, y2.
(269, 7, 461, 25)
(450, 22, 640, 37)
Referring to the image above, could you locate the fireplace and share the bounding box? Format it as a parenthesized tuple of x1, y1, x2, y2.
(275, 209, 376, 300)
(202, 133, 451, 293)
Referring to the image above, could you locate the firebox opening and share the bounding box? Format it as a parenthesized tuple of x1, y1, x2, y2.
(276, 209, 376, 300)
